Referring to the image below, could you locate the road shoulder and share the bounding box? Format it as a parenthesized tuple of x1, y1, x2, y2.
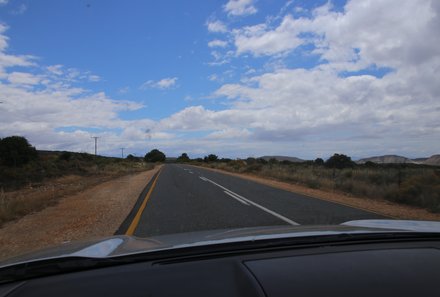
(0, 166, 161, 260)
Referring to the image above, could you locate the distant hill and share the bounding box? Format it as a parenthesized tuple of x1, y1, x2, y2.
(357, 155, 413, 164)
(357, 154, 440, 166)
(260, 155, 305, 163)
(423, 155, 440, 166)
(411, 158, 428, 163)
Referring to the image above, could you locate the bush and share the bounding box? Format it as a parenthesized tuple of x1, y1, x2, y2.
(126, 154, 138, 161)
(58, 151, 72, 161)
(386, 173, 440, 212)
(0, 136, 38, 167)
(204, 154, 218, 162)
(144, 149, 166, 162)
(314, 158, 324, 166)
(325, 153, 355, 169)
(177, 153, 190, 162)
(244, 163, 263, 173)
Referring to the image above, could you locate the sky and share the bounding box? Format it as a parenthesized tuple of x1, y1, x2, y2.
(0, 0, 439, 160)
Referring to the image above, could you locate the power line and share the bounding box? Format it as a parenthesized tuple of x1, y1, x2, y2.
(91, 136, 100, 155)
(120, 148, 125, 158)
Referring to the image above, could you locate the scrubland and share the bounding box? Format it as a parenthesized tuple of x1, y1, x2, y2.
(0, 151, 152, 226)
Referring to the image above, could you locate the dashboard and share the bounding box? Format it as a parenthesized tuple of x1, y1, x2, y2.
(1, 239, 439, 297)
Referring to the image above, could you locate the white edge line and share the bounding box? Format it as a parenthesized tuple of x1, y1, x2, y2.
(202, 177, 299, 226)
(223, 190, 250, 205)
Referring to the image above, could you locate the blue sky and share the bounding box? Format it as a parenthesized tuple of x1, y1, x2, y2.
(0, 0, 439, 159)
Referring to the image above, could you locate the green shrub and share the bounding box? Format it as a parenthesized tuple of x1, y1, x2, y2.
(0, 136, 38, 167)
(325, 153, 355, 169)
(58, 151, 72, 161)
(144, 149, 166, 162)
(386, 173, 440, 212)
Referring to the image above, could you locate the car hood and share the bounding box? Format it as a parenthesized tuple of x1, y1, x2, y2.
(1, 219, 440, 267)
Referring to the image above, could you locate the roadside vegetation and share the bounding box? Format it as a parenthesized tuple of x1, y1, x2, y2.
(177, 153, 440, 214)
(0, 136, 156, 226)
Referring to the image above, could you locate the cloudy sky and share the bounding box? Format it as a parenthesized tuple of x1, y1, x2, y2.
(0, 0, 439, 160)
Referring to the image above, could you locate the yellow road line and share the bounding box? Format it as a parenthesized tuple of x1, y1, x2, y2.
(125, 169, 162, 236)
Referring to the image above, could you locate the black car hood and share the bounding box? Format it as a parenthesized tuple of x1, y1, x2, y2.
(1, 219, 440, 268)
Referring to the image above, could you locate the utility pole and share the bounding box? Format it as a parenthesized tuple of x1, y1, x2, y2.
(120, 148, 125, 158)
(91, 136, 99, 155)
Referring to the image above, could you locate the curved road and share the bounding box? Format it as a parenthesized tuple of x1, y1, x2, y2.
(120, 164, 385, 237)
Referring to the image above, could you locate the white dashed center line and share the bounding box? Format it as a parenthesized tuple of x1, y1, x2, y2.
(199, 176, 299, 226)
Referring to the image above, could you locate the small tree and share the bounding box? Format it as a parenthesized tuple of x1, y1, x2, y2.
(257, 158, 268, 164)
(314, 158, 324, 166)
(177, 153, 190, 163)
(144, 149, 166, 162)
(204, 154, 218, 162)
(325, 153, 355, 169)
(246, 157, 257, 164)
(126, 154, 138, 161)
(268, 158, 279, 164)
(364, 161, 378, 168)
(0, 136, 38, 167)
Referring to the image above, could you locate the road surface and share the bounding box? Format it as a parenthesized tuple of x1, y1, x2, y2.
(120, 164, 385, 237)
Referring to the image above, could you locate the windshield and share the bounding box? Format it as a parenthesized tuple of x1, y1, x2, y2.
(0, 0, 439, 261)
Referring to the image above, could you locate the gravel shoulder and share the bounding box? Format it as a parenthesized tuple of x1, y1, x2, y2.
(194, 165, 440, 221)
(0, 166, 161, 261)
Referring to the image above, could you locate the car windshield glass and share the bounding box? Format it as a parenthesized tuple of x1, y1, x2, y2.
(0, 0, 439, 261)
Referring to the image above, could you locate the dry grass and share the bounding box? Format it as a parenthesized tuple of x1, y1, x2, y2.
(0, 152, 155, 226)
(0, 168, 161, 260)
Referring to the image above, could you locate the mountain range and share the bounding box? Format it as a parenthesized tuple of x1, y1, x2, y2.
(357, 154, 440, 166)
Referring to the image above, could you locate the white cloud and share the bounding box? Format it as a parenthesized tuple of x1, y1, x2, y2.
(1, 1, 439, 159)
(310, 0, 440, 70)
(0, 77, 148, 154)
(156, 60, 438, 157)
(118, 86, 130, 94)
(140, 77, 178, 90)
(208, 39, 228, 48)
(233, 16, 304, 56)
(0, 24, 35, 73)
(155, 0, 440, 157)
(206, 128, 251, 139)
(46, 65, 63, 76)
(208, 74, 219, 81)
(10, 3, 27, 15)
(0, 23, 152, 155)
(7, 71, 41, 85)
(294, 6, 306, 13)
(231, 0, 440, 71)
(224, 0, 257, 16)
(0, 24, 8, 51)
(0, 0, 9, 5)
(88, 74, 101, 82)
(206, 20, 227, 33)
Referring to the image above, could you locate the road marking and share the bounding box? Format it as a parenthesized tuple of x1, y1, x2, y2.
(194, 164, 396, 219)
(199, 176, 299, 226)
(223, 190, 250, 205)
(125, 169, 162, 236)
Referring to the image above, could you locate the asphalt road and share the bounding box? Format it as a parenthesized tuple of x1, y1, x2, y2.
(127, 164, 385, 237)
